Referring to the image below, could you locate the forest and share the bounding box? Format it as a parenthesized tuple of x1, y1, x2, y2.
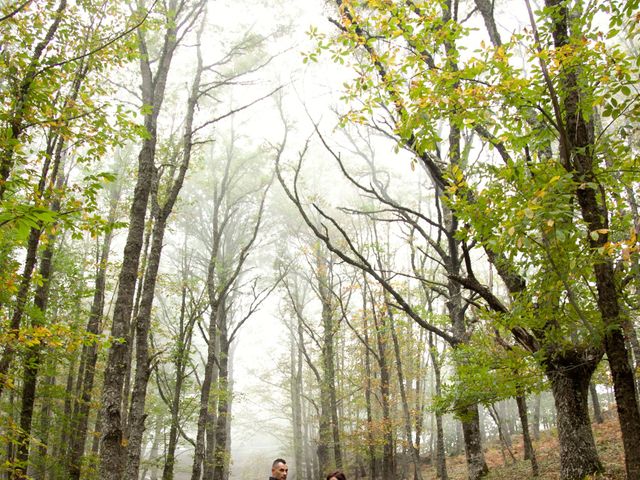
(1, 0, 639, 479)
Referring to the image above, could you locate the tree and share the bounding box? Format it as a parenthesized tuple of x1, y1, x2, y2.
(305, 0, 640, 477)
(98, 0, 206, 476)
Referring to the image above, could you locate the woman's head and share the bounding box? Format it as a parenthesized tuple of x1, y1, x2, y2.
(326, 471, 346, 480)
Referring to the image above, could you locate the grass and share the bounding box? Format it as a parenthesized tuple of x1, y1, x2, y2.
(421, 414, 626, 479)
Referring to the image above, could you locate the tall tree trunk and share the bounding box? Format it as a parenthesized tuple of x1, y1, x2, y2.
(363, 309, 377, 480)
(67, 185, 119, 480)
(413, 329, 427, 457)
(542, 1, 640, 476)
(388, 308, 423, 480)
(487, 405, 515, 465)
(531, 394, 541, 440)
(589, 383, 604, 424)
(191, 303, 221, 480)
(98, 1, 182, 474)
(622, 318, 640, 399)
(373, 310, 394, 479)
(121, 216, 151, 435)
(291, 316, 304, 480)
(454, 421, 463, 457)
(515, 393, 538, 476)
(12, 195, 59, 480)
(545, 354, 602, 480)
(0, 228, 40, 398)
(161, 280, 195, 480)
(124, 64, 201, 472)
(35, 372, 55, 480)
(148, 419, 162, 480)
(428, 333, 447, 480)
(203, 388, 218, 479)
(315, 252, 338, 472)
(211, 321, 230, 480)
(458, 403, 489, 480)
(12, 271, 50, 480)
(302, 398, 315, 480)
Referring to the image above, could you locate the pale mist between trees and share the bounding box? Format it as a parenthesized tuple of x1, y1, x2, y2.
(1, 1, 639, 480)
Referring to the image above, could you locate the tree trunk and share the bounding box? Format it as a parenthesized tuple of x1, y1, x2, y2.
(124, 85, 200, 474)
(543, 1, 640, 476)
(622, 318, 640, 399)
(12, 213, 58, 480)
(589, 383, 604, 424)
(315, 253, 338, 472)
(458, 403, 489, 480)
(291, 315, 304, 480)
(363, 311, 377, 480)
(149, 419, 162, 480)
(191, 304, 221, 480)
(98, 93, 157, 480)
(203, 399, 217, 479)
(487, 405, 515, 465)
(302, 398, 315, 480)
(67, 188, 119, 480)
(162, 281, 194, 480)
(429, 333, 448, 480)
(35, 372, 55, 480)
(546, 354, 602, 480)
(388, 309, 423, 480)
(531, 394, 540, 440)
(371, 298, 394, 479)
(211, 323, 230, 480)
(0, 228, 40, 398)
(515, 394, 538, 476)
(98, 3, 181, 475)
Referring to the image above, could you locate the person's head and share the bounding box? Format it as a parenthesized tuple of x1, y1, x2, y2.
(271, 458, 288, 479)
(326, 471, 346, 480)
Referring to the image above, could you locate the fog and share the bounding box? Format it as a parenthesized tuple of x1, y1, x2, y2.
(1, 0, 636, 479)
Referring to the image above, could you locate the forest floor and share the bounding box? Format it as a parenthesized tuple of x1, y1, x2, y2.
(421, 413, 626, 479)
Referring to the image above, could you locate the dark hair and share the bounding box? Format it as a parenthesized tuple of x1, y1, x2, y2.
(326, 471, 346, 480)
(272, 458, 287, 468)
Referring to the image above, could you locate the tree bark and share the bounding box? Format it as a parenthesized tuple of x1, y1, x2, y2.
(290, 310, 305, 480)
(458, 403, 489, 480)
(35, 372, 55, 479)
(98, 1, 185, 475)
(546, 353, 602, 480)
(428, 333, 448, 480)
(211, 321, 230, 480)
(161, 278, 197, 480)
(67, 182, 120, 480)
(124, 25, 203, 473)
(191, 303, 221, 480)
(11, 238, 55, 480)
(0, 228, 40, 398)
(12, 140, 66, 477)
(368, 288, 395, 479)
(388, 310, 423, 480)
(589, 383, 604, 424)
(515, 393, 538, 476)
(542, 1, 640, 477)
(362, 300, 377, 480)
(531, 394, 540, 440)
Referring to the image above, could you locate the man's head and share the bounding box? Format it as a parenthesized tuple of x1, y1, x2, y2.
(271, 458, 288, 480)
(326, 471, 346, 480)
